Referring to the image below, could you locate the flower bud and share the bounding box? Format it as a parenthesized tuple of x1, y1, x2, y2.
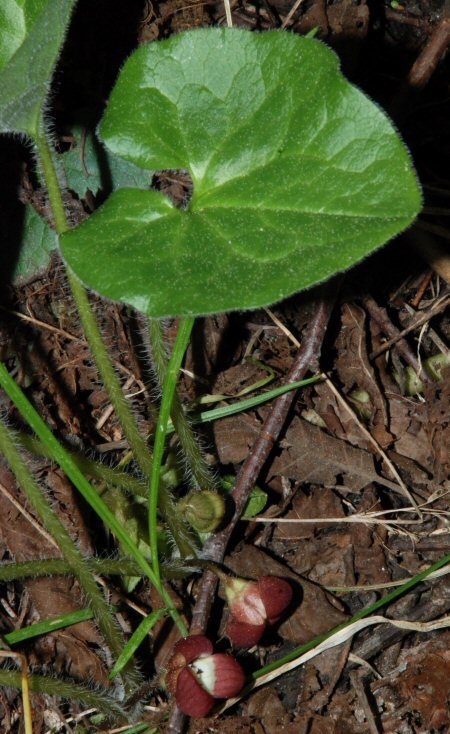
(225, 576, 292, 648)
(348, 388, 372, 421)
(166, 634, 245, 717)
(177, 490, 226, 533)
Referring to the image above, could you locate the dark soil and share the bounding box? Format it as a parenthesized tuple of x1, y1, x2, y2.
(1, 1, 450, 733)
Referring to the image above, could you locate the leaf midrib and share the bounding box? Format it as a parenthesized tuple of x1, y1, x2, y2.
(192, 149, 404, 211)
(192, 203, 411, 221)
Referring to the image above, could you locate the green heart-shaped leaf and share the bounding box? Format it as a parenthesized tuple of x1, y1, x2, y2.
(0, 0, 76, 137)
(60, 28, 421, 318)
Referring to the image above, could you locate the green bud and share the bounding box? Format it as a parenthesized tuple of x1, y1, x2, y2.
(348, 388, 372, 421)
(393, 354, 449, 396)
(425, 353, 449, 382)
(404, 366, 423, 396)
(177, 490, 225, 533)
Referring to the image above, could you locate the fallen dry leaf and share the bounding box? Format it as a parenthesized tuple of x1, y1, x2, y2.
(372, 630, 450, 731)
(334, 303, 393, 448)
(269, 416, 393, 493)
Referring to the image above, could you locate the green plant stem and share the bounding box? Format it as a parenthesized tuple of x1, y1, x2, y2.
(149, 317, 195, 584)
(34, 131, 196, 570)
(0, 668, 126, 721)
(0, 419, 127, 671)
(20, 432, 198, 558)
(35, 130, 152, 479)
(32, 132, 188, 631)
(34, 129, 68, 234)
(0, 558, 142, 582)
(0, 557, 194, 582)
(148, 318, 215, 489)
(0, 362, 187, 636)
(17, 432, 148, 496)
(67, 270, 153, 477)
(23, 432, 196, 556)
(156, 484, 198, 557)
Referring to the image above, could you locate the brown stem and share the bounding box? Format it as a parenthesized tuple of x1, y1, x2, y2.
(361, 294, 432, 383)
(369, 294, 450, 359)
(192, 294, 334, 630)
(406, 14, 450, 90)
(389, 12, 450, 121)
(167, 285, 336, 732)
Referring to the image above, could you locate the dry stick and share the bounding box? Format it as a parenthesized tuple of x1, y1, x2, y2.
(281, 0, 306, 29)
(390, 11, 450, 119)
(0, 481, 59, 550)
(193, 294, 334, 628)
(323, 376, 417, 509)
(370, 294, 450, 359)
(361, 294, 432, 382)
(0, 650, 32, 734)
(384, 7, 431, 29)
(406, 301, 450, 360)
(391, 10, 450, 283)
(410, 271, 434, 309)
(369, 296, 450, 359)
(166, 290, 335, 734)
(406, 13, 450, 91)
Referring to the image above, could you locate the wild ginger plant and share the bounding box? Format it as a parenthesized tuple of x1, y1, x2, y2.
(0, 1, 425, 725)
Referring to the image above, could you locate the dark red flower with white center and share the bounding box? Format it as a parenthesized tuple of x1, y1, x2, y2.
(166, 634, 245, 717)
(225, 576, 292, 648)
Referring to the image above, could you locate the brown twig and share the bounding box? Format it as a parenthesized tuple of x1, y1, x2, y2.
(385, 7, 431, 30)
(192, 291, 334, 629)
(349, 670, 381, 734)
(410, 270, 433, 308)
(167, 287, 336, 732)
(362, 294, 432, 382)
(390, 9, 450, 120)
(406, 13, 450, 90)
(370, 294, 450, 359)
(388, 7, 450, 283)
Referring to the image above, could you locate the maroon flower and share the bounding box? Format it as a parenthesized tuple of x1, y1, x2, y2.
(166, 634, 245, 717)
(225, 576, 292, 648)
